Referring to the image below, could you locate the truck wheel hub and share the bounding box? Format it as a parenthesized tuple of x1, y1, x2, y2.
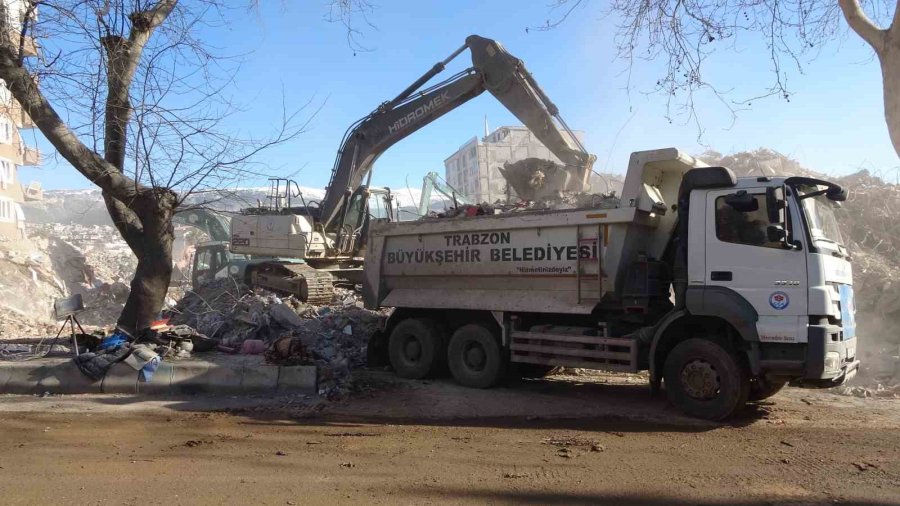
(464, 344, 486, 371)
(403, 339, 422, 361)
(681, 360, 719, 400)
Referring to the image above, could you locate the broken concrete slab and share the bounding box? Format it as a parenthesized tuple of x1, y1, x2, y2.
(269, 302, 304, 327)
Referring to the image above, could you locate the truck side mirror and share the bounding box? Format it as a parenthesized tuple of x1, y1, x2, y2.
(767, 224, 787, 243)
(724, 190, 758, 212)
(826, 186, 847, 202)
(766, 187, 781, 223)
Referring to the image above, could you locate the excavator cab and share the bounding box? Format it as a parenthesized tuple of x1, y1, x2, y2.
(191, 241, 231, 288)
(336, 185, 394, 256)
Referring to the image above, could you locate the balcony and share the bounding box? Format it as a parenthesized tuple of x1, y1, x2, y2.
(22, 181, 41, 201)
(20, 145, 39, 166)
(2, 100, 35, 129)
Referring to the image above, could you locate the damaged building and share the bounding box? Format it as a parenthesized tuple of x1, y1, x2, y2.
(0, 0, 41, 241)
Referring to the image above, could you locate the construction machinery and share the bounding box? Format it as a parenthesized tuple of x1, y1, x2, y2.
(416, 171, 472, 218)
(364, 148, 859, 420)
(227, 34, 595, 302)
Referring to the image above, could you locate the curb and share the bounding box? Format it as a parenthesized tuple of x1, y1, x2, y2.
(0, 357, 316, 395)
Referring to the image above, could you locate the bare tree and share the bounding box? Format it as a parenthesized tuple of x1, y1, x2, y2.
(535, 0, 900, 155)
(0, 1, 358, 333)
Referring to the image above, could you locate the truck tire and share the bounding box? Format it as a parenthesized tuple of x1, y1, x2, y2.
(388, 318, 445, 379)
(447, 324, 506, 388)
(749, 379, 788, 401)
(663, 338, 749, 420)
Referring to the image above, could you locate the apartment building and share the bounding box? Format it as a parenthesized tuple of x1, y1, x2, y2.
(444, 126, 587, 204)
(0, 0, 40, 240)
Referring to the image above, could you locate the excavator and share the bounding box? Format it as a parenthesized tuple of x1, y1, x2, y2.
(416, 171, 472, 218)
(208, 35, 596, 303)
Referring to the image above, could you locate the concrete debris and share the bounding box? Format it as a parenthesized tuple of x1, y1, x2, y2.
(1, 223, 165, 339)
(166, 278, 388, 397)
(498, 158, 573, 202)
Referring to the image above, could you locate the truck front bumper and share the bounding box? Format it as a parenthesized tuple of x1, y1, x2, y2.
(796, 324, 859, 388)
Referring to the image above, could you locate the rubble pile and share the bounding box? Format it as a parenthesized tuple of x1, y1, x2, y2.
(167, 279, 387, 397)
(701, 149, 900, 390)
(0, 244, 67, 339)
(27, 224, 137, 326)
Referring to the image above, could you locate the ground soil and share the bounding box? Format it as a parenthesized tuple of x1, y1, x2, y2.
(0, 370, 897, 505)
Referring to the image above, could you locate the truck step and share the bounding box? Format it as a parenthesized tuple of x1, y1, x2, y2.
(509, 330, 638, 373)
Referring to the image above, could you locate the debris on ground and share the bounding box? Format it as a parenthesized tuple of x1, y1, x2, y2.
(166, 278, 388, 397)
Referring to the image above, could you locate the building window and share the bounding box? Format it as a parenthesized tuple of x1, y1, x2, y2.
(0, 197, 13, 222)
(0, 120, 10, 143)
(0, 158, 11, 189)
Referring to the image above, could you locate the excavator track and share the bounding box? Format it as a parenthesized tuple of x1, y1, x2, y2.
(252, 263, 334, 305)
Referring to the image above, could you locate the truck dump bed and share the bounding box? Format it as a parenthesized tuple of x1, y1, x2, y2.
(363, 148, 705, 315)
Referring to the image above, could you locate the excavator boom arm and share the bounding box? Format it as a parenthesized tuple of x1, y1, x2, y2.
(319, 35, 594, 232)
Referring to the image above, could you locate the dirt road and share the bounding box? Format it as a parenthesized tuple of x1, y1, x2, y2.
(0, 371, 898, 505)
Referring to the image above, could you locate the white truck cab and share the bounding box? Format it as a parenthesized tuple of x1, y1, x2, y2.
(681, 172, 858, 391)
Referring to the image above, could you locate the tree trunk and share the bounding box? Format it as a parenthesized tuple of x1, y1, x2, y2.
(106, 190, 177, 334)
(881, 33, 900, 159)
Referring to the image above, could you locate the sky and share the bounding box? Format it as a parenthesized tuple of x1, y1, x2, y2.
(16, 0, 899, 191)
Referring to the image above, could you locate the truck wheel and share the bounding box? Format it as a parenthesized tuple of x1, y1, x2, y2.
(749, 379, 788, 401)
(388, 318, 445, 379)
(663, 338, 749, 420)
(447, 324, 506, 388)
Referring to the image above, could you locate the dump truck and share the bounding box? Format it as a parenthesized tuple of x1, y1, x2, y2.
(363, 148, 859, 420)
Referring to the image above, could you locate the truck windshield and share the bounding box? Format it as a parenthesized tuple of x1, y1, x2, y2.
(796, 185, 844, 247)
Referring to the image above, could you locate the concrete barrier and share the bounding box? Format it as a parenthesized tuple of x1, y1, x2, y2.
(0, 356, 317, 396)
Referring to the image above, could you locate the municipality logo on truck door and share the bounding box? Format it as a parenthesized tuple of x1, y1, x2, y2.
(769, 291, 789, 310)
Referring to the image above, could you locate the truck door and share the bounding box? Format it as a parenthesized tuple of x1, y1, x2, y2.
(704, 188, 808, 343)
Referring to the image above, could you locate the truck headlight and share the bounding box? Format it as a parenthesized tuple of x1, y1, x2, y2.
(229, 265, 239, 275)
(824, 352, 841, 373)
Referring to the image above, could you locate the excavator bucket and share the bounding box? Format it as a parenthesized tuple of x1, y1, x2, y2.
(498, 158, 583, 202)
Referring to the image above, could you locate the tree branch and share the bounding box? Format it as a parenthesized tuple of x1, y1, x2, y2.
(839, 0, 886, 54)
(0, 46, 143, 202)
(103, 0, 179, 171)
